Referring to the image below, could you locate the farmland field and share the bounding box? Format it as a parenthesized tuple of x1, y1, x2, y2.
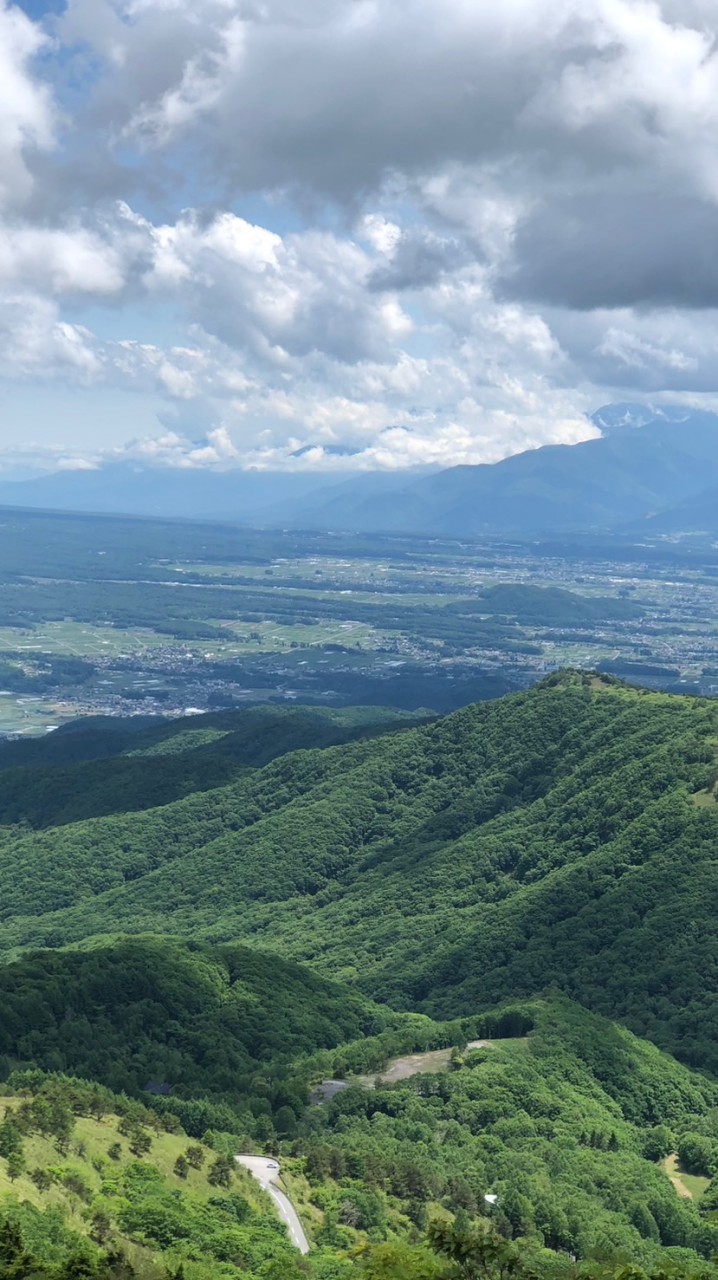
(0, 506, 718, 734)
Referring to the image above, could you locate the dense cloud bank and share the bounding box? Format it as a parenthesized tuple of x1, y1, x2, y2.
(3, 0, 718, 471)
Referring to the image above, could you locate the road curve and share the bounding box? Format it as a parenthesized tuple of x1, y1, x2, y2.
(235, 1155, 310, 1254)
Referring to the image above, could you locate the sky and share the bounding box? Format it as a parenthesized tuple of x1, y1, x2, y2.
(3, 0, 718, 475)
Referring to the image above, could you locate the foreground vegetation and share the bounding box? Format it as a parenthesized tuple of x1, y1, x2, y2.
(2, 674, 718, 1073)
(0, 1074, 315, 1279)
(4, 675, 718, 1276)
(4, 997, 718, 1279)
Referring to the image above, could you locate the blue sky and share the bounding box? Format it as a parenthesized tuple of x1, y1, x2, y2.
(15, 0, 64, 16)
(1, 0, 718, 477)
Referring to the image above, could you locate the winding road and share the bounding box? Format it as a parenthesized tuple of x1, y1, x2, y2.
(235, 1155, 310, 1254)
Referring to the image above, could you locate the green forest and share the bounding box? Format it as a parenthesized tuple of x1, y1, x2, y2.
(4, 993, 718, 1279)
(4, 674, 718, 1277)
(2, 674, 718, 1069)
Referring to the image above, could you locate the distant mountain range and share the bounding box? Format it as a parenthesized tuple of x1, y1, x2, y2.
(308, 408, 718, 536)
(636, 480, 718, 535)
(3, 402, 717, 536)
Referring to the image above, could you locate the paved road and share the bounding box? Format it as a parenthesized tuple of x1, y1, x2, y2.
(235, 1155, 310, 1254)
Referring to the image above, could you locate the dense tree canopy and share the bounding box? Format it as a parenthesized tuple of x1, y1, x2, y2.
(3, 676, 718, 1277)
(1, 677, 718, 1074)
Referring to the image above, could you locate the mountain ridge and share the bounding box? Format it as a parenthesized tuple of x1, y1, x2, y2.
(1, 673, 717, 1075)
(1, 405, 717, 536)
(4, 677, 718, 1275)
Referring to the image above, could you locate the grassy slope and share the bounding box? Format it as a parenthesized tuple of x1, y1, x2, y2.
(0, 1101, 306, 1279)
(662, 1155, 710, 1201)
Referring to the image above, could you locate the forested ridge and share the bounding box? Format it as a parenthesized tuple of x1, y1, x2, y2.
(0, 704, 418, 829)
(1, 674, 718, 1070)
(3, 675, 718, 1278)
(0, 937, 406, 1112)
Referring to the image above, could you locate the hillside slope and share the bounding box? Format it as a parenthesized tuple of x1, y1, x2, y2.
(0, 937, 398, 1114)
(0, 704, 417, 828)
(5, 996, 718, 1276)
(634, 479, 718, 536)
(301, 995, 718, 1264)
(0, 1075, 311, 1280)
(287, 411, 718, 535)
(1, 675, 718, 1076)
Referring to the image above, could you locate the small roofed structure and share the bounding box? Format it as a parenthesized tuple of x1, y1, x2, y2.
(310, 1080, 349, 1105)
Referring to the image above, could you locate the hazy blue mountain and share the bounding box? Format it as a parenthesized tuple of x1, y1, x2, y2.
(634, 481, 718, 536)
(0, 405, 716, 535)
(0, 463, 418, 525)
(588, 401, 706, 435)
(294, 409, 718, 535)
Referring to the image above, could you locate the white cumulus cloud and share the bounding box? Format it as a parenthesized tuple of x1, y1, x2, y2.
(1, 0, 718, 470)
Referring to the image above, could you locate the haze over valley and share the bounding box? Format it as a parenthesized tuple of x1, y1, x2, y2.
(4, 405, 718, 539)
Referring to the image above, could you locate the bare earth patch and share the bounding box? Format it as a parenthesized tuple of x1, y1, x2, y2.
(358, 1048, 454, 1087)
(661, 1153, 709, 1200)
